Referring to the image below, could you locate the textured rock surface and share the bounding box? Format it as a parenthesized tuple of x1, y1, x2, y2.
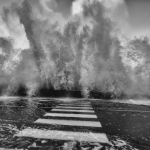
(0, 123, 138, 150)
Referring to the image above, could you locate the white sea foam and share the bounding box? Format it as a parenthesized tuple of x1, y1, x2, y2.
(111, 99, 150, 106)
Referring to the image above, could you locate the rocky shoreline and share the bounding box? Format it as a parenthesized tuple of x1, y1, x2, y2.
(0, 123, 138, 150)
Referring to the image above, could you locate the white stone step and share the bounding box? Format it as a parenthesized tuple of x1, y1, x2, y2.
(55, 106, 93, 110)
(16, 128, 109, 143)
(52, 109, 94, 113)
(59, 103, 91, 106)
(44, 113, 97, 118)
(35, 119, 101, 127)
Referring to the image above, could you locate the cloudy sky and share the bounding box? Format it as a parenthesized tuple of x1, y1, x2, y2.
(125, 0, 150, 37)
(0, 0, 150, 42)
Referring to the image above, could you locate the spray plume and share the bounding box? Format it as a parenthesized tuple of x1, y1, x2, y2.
(0, 0, 150, 98)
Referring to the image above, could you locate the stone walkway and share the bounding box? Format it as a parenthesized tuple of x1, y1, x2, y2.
(16, 101, 109, 143)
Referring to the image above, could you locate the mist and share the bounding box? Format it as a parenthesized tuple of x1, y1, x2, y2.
(0, 0, 150, 99)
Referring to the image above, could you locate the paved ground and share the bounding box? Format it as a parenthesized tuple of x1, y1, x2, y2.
(16, 101, 109, 143)
(0, 97, 149, 149)
(92, 100, 150, 150)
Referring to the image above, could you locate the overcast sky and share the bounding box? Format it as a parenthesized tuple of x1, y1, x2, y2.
(124, 0, 150, 37)
(0, 0, 150, 39)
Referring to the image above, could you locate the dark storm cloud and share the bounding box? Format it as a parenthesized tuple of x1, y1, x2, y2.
(125, 0, 150, 36)
(2, 1, 18, 29)
(0, 0, 23, 11)
(16, 0, 45, 72)
(0, 0, 13, 9)
(43, 0, 75, 17)
(0, 0, 75, 17)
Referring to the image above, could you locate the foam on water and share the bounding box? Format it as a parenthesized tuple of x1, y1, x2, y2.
(111, 99, 150, 106)
(0, 96, 20, 101)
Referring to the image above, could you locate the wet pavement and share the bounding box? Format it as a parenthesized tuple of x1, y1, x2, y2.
(0, 97, 149, 149)
(92, 100, 150, 150)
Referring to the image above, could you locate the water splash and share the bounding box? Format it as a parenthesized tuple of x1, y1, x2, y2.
(0, 0, 150, 98)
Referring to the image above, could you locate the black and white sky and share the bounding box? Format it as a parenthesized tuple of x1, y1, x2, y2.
(0, 0, 150, 39)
